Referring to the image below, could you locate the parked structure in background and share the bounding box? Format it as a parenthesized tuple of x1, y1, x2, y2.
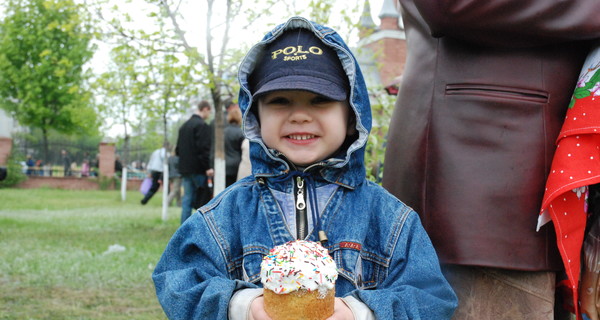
(0, 109, 15, 168)
(356, 0, 406, 95)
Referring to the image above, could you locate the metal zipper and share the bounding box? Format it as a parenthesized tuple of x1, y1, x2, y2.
(295, 176, 307, 239)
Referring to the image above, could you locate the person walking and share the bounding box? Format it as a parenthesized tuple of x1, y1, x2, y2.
(382, 1, 600, 319)
(141, 144, 168, 205)
(61, 149, 71, 177)
(176, 100, 213, 223)
(223, 98, 244, 187)
(114, 155, 123, 177)
(25, 155, 35, 176)
(167, 146, 182, 207)
(81, 152, 90, 177)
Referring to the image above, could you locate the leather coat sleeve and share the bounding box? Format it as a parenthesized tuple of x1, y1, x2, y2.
(411, 0, 600, 47)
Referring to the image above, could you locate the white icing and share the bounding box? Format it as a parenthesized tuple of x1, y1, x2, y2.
(260, 240, 338, 295)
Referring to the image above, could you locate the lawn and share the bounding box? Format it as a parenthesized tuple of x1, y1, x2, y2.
(0, 188, 181, 319)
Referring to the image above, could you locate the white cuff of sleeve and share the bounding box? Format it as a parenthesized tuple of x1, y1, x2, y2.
(228, 288, 264, 320)
(341, 296, 376, 320)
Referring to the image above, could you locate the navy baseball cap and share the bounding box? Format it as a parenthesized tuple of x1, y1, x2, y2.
(249, 28, 349, 101)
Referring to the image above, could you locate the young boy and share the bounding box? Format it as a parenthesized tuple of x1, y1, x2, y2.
(152, 16, 457, 319)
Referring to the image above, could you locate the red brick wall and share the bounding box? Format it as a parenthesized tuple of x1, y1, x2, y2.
(366, 36, 406, 87)
(381, 17, 400, 31)
(381, 38, 406, 86)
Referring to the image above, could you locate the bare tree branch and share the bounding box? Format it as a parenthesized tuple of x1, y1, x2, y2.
(96, 7, 186, 50)
(157, 0, 208, 68)
(216, 0, 232, 79)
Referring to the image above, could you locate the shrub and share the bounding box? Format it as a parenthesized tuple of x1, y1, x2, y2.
(0, 148, 26, 188)
(97, 175, 116, 190)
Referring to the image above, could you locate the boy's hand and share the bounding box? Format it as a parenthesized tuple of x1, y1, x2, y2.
(249, 296, 272, 320)
(326, 298, 355, 320)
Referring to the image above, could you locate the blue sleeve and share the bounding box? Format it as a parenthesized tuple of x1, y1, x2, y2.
(351, 211, 458, 319)
(152, 213, 257, 319)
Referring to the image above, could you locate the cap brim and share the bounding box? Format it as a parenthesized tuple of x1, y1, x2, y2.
(252, 75, 347, 101)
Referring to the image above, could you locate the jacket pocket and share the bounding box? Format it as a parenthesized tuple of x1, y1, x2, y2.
(330, 245, 383, 290)
(446, 83, 549, 103)
(239, 245, 269, 284)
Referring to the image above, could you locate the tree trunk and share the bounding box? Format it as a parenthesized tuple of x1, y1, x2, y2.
(211, 89, 226, 196)
(42, 127, 49, 164)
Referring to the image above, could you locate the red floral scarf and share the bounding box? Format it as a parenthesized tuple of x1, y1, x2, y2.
(540, 45, 600, 319)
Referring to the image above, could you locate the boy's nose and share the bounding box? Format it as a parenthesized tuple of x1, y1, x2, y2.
(288, 104, 312, 123)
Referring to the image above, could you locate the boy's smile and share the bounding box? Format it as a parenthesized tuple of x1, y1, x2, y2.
(258, 90, 351, 166)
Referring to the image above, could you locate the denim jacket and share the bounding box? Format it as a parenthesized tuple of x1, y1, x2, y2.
(153, 16, 457, 319)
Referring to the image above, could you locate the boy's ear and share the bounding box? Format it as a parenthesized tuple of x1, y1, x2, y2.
(346, 101, 357, 136)
(251, 101, 260, 126)
(347, 113, 357, 136)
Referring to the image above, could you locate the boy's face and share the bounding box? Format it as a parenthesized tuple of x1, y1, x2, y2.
(258, 90, 352, 167)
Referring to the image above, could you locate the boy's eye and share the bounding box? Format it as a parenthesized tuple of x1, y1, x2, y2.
(312, 96, 335, 105)
(264, 97, 290, 105)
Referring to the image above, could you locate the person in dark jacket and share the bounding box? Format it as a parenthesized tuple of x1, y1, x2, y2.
(25, 155, 34, 176)
(382, 1, 600, 319)
(61, 149, 71, 177)
(167, 146, 182, 207)
(176, 99, 213, 224)
(223, 98, 244, 187)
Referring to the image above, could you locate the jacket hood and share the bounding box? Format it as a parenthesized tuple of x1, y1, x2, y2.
(237, 16, 371, 188)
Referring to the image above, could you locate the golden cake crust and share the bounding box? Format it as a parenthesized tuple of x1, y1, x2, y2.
(263, 288, 335, 320)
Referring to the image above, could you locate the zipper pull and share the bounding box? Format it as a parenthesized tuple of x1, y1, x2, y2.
(296, 176, 306, 210)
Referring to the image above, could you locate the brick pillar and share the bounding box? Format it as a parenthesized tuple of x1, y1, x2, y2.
(99, 142, 116, 177)
(0, 137, 12, 166)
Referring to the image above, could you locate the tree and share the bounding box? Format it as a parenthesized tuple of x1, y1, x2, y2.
(134, 27, 199, 152)
(0, 0, 98, 162)
(95, 0, 201, 160)
(157, 0, 242, 195)
(97, 0, 248, 194)
(94, 43, 139, 168)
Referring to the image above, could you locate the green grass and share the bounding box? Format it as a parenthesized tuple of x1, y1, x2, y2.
(0, 188, 181, 319)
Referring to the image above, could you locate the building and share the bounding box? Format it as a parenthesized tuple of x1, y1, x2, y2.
(355, 0, 406, 95)
(0, 108, 15, 166)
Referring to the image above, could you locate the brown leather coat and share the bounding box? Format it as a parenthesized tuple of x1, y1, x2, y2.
(383, 0, 600, 271)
